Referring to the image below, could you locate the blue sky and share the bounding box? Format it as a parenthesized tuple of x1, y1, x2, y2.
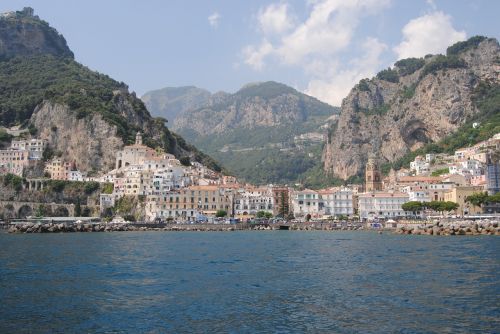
(1, 0, 498, 106)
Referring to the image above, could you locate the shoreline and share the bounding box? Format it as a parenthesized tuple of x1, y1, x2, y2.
(2, 219, 500, 235)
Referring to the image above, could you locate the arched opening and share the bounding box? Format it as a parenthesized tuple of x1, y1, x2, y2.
(53, 207, 69, 217)
(18, 205, 33, 219)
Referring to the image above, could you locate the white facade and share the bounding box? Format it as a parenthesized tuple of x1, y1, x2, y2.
(234, 187, 274, 216)
(358, 192, 410, 219)
(292, 190, 321, 218)
(320, 188, 354, 217)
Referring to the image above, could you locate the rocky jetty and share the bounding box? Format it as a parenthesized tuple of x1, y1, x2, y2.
(6, 222, 365, 233)
(394, 220, 500, 236)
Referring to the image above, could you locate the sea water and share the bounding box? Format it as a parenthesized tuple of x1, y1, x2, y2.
(0, 231, 498, 333)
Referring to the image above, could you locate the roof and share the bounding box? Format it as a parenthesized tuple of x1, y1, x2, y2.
(358, 192, 409, 198)
(398, 176, 442, 183)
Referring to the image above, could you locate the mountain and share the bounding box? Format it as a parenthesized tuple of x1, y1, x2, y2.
(0, 7, 73, 60)
(170, 81, 340, 185)
(0, 7, 220, 173)
(323, 36, 500, 179)
(142, 86, 211, 123)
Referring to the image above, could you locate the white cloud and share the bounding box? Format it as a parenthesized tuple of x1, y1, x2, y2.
(242, 40, 274, 71)
(208, 12, 221, 28)
(305, 37, 387, 106)
(241, 0, 391, 105)
(257, 3, 294, 35)
(394, 11, 466, 59)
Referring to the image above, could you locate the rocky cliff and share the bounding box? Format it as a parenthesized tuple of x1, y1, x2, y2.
(170, 81, 339, 185)
(0, 8, 220, 173)
(323, 36, 500, 179)
(0, 7, 73, 60)
(173, 81, 336, 135)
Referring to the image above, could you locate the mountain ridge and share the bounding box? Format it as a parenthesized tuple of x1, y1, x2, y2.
(323, 36, 500, 179)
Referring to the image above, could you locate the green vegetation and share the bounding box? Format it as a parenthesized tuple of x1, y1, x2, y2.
(364, 104, 390, 116)
(431, 167, 449, 176)
(394, 58, 425, 76)
(389, 81, 500, 170)
(179, 156, 191, 166)
(215, 210, 227, 218)
(2, 173, 23, 192)
(0, 129, 13, 147)
(466, 192, 500, 208)
(446, 36, 488, 56)
(403, 201, 459, 213)
(256, 211, 273, 219)
(376, 68, 399, 83)
(236, 81, 297, 100)
(419, 54, 466, 79)
(400, 83, 417, 100)
(401, 201, 424, 212)
(102, 183, 114, 194)
(357, 79, 371, 92)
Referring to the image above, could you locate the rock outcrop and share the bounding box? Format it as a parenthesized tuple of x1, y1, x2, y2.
(323, 37, 500, 179)
(0, 7, 73, 59)
(173, 81, 336, 135)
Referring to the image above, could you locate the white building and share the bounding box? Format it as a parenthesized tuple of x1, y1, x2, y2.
(234, 187, 274, 216)
(292, 189, 321, 219)
(319, 187, 354, 218)
(358, 192, 411, 220)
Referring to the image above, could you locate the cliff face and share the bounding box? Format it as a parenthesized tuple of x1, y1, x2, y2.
(0, 7, 73, 60)
(173, 81, 335, 135)
(323, 37, 500, 179)
(31, 102, 126, 172)
(0, 7, 221, 173)
(170, 81, 339, 185)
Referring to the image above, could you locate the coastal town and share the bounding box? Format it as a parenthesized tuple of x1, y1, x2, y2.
(1, 127, 499, 225)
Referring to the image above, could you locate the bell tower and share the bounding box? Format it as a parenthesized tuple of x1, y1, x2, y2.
(135, 132, 143, 145)
(365, 153, 382, 192)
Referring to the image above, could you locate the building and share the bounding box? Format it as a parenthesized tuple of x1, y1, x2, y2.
(272, 186, 290, 217)
(0, 149, 29, 176)
(115, 132, 157, 169)
(234, 187, 274, 217)
(365, 154, 382, 192)
(319, 187, 354, 218)
(292, 189, 321, 219)
(443, 186, 484, 215)
(10, 139, 46, 160)
(44, 158, 72, 180)
(147, 185, 233, 221)
(486, 154, 500, 195)
(358, 192, 410, 220)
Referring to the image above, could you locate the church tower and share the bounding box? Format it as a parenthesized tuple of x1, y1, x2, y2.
(135, 132, 143, 146)
(365, 153, 383, 192)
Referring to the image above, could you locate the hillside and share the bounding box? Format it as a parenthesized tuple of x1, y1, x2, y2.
(142, 86, 211, 123)
(0, 8, 220, 173)
(323, 36, 500, 179)
(171, 81, 340, 185)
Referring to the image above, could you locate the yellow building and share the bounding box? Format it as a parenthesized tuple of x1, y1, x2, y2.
(444, 186, 485, 215)
(149, 185, 233, 220)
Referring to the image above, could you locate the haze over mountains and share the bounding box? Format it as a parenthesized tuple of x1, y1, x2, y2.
(144, 36, 500, 186)
(143, 81, 340, 185)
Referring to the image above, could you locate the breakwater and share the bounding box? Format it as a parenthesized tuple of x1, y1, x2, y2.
(5, 221, 364, 233)
(395, 219, 500, 236)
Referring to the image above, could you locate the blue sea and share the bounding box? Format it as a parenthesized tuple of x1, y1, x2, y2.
(0, 231, 498, 333)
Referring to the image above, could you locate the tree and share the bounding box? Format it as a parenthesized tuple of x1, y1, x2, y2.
(75, 197, 82, 217)
(215, 210, 227, 218)
(402, 201, 424, 212)
(305, 214, 311, 222)
(256, 211, 272, 219)
(466, 192, 489, 208)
